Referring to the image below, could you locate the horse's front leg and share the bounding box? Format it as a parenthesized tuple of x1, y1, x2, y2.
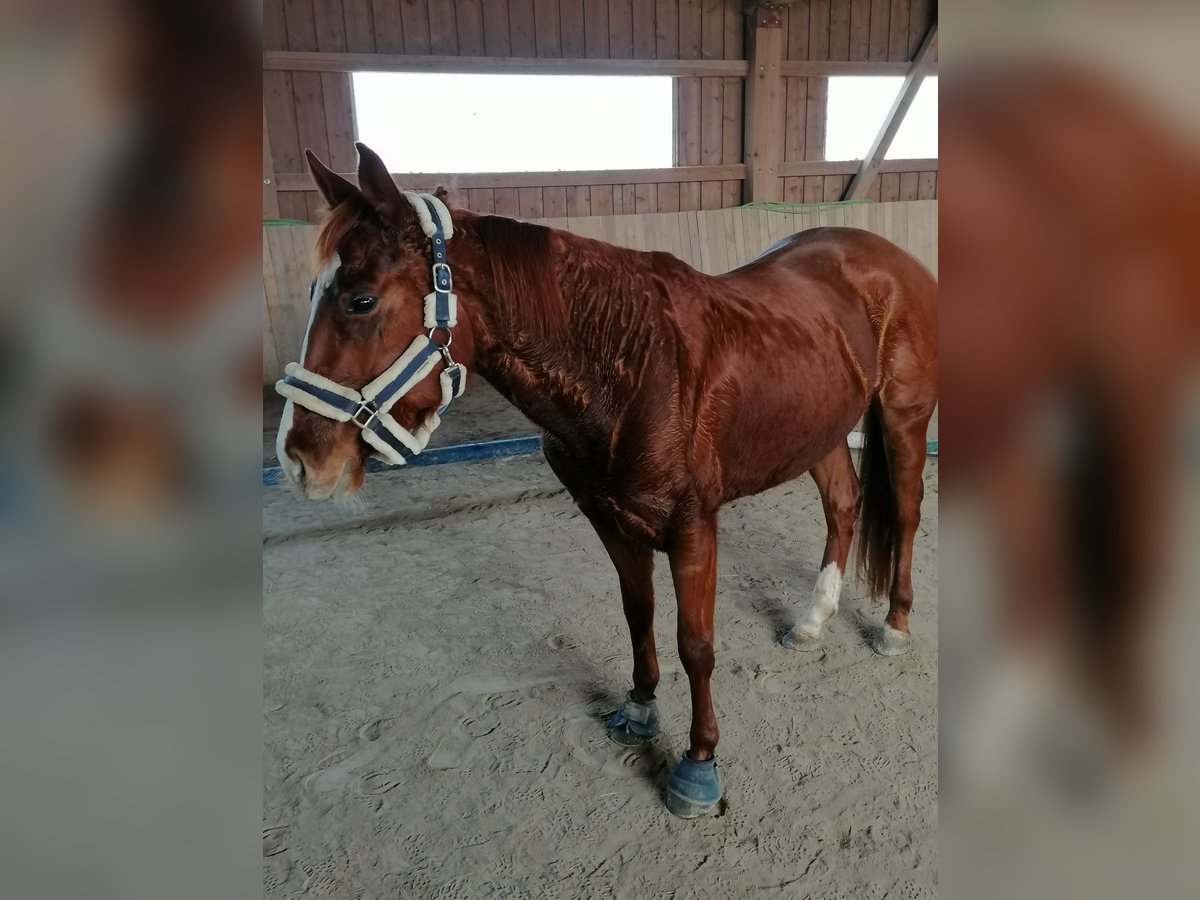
(664, 514, 722, 818)
(588, 515, 662, 746)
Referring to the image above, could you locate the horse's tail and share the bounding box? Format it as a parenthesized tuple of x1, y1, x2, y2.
(856, 397, 896, 598)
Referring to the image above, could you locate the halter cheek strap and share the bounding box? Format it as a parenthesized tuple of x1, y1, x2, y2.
(274, 192, 468, 467)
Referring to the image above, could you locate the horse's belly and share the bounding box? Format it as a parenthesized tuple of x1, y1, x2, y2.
(719, 352, 867, 500)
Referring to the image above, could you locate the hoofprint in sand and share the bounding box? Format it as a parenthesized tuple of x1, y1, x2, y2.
(264, 452, 937, 898)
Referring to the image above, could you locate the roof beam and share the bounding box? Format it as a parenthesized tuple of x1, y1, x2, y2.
(263, 51, 748, 78)
(843, 23, 938, 201)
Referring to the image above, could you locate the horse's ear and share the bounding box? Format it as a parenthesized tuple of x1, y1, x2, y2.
(354, 142, 412, 227)
(305, 149, 359, 209)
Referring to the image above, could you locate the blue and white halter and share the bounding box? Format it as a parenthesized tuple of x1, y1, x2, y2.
(274, 192, 467, 466)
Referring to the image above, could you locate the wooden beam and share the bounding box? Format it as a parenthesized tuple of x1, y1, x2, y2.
(262, 105, 279, 219)
(843, 22, 938, 201)
(742, 6, 785, 203)
(264, 51, 748, 78)
(274, 165, 747, 193)
(778, 157, 937, 177)
(780, 60, 935, 77)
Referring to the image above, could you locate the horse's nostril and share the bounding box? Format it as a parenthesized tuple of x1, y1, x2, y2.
(295, 459, 306, 483)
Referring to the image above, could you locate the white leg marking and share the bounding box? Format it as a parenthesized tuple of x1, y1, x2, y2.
(793, 562, 843, 638)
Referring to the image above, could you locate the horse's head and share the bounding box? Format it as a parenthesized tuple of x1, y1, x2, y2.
(276, 143, 473, 499)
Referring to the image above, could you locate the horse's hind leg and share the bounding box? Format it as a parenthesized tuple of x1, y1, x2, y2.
(783, 444, 860, 650)
(873, 394, 936, 656)
(588, 515, 663, 746)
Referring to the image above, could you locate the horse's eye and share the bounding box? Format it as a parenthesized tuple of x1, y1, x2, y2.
(347, 295, 378, 315)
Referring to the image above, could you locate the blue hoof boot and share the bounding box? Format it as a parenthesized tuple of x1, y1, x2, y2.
(665, 752, 722, 818)
(605, 691, 661, 746)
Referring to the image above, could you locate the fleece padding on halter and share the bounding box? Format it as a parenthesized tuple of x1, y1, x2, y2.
(275, 191, 465, 467)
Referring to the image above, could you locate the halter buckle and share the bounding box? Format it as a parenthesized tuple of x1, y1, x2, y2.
(432, 262, 453, 293)
(351, 400, 378, 429)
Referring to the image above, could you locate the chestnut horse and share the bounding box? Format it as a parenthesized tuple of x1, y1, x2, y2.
(277, 144, 937, 817)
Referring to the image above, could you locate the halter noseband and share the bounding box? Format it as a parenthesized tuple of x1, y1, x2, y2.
(274, 192, 468, 466)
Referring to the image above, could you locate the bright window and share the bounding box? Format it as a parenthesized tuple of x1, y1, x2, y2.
(825, 76, 938, 161)
(352, 72, 674, 172)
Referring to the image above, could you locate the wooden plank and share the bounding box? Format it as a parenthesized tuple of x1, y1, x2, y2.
(467, 188, 495, 212)
(778, 156, 938, 177)
(584, 0, 609, 58)
(264, 71, 302, 173)
(657, 182, 680, 213)
(779, 59, 926, 75)
(655, 0, 678, 58)
(808, 0, 830, 60)
(721, 76, 742, 166)
(455, 0, 486, 55)
(372, 0, 405, 53)
(868, 0, 890, 62)
(888, 0, 909, 62)
(677, 77, 702, 165)
(700, 181, 721, 210)
(700, 0, 722, 60)
(701, 76, 721, 167)
(843, 23, 937, 199)
(879, 172, 900, 201)
(803, 77, 826, 160)
(899, 171, 919, 200)
(829, 0, 851, 60)
(305, 192, 326, 222)
(343, 0, 376, 52)
(917, 171, 937, 199)
(533, 0, 562, 57)
(722, 180, 739, 208)
(634, 183, 656, 213)
(782, 176, 801, 202)
(493, 187, 521, 216)
(679, 0, 702, 58)
(908, 0, 935, 57)
(849, 0, 871, 60)
(723, 0, 743, 59)
(742, 9, 784, 201)
(428, 1, 459, 54)
(783, 77, 806, 161)
(823, 174, 844, 202)
(264, 0, 287, 51)
(263, 107, 279, 219)
(590, 185, 615, 215)
(543, 185, 568, 217)
(482, 2, 511, 55)
(277, 193, 309, 220)
(320, 75, 357, 172)
(679, 182, 701, 210)
(518, 187, 545, 217)
(282, 0, 318, 51)
(291, 71, 330, 163)
(785, 0, 808, 60)
(400, 0, 431, 54)
(608, 0, 633, 59)
(632, 1, 656, 59)
(509, 0, 537, 57)
(274, 164, 746, 191)
(621, 184, 637, 214)
(312, 0, 347, 51)
(263, 50, 750, 75)
(803, 176, 823, 203)
(559, 1, 586, 57)
(566, 185, 591, 215)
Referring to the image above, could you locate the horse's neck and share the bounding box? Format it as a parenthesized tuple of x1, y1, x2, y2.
(464, 223, 653, 440)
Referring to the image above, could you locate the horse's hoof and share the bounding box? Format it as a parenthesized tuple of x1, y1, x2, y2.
(781, 626, 823, 651)
(665, 753, 722, 819)
(872, 624, 912, 656)
(605, 691, 661, 746)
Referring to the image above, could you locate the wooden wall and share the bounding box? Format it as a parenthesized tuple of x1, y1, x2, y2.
(263, 198, 937, 382)
(263, 1, 937, 220)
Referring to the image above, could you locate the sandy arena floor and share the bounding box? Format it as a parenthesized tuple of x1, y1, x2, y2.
(263, 435, 937, 898)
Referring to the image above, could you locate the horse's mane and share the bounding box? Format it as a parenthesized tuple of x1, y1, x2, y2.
(472, 215, 569, 342)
